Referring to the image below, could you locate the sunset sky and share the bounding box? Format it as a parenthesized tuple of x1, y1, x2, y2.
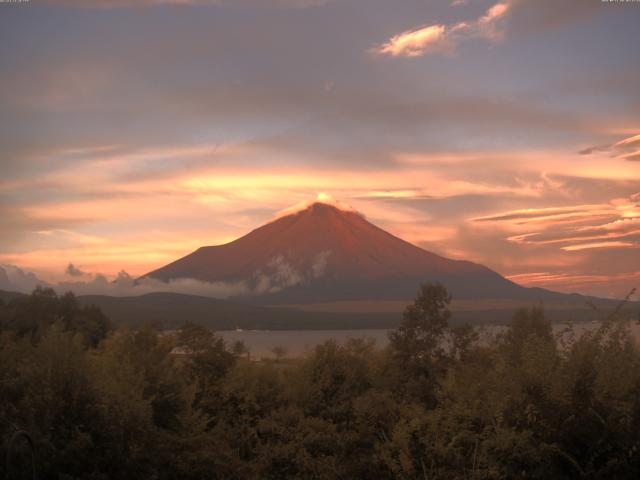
(1, 0, 639, 299)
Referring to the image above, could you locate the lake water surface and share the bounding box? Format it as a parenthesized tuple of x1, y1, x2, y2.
(219, 322, 640, 359)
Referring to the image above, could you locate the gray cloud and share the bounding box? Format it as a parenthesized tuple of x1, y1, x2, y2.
(252, 256, 304, 294)
(251, 252, 333, 294)
(0, 251, 335, 298)
(1, 0, 630, 182)
(65, 262, 87, 277)
(311, 250, 331, 278)
(41, 0, 335, 8)
(0, 262, 248, 298)
(57, 271, 250, 298)
(580, 134, 640, 161)
(0, 265, 50, 293)
(502, 0, 602, 35)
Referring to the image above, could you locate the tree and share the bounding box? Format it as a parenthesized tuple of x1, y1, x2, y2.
(390, 282, 452, 358)
(502, 305, 553, 362)
(271, 346, 287, 362)
(449, 323, 479, 361)
(388, 282, 452, 404)
(232, 340, 250, 359)
(0, 288, 111, 347)
(177, 322, 236, 415)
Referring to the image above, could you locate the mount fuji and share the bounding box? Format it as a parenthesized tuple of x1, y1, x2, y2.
(144, 199, 572, 305)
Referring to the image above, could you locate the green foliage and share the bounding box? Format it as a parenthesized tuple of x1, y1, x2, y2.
(2, 286, 640, 479)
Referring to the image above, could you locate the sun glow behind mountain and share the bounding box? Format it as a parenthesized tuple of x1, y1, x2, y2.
(272, 193, 359, 221)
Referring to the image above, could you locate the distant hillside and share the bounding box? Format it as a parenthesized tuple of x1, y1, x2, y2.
(76, 292, 398, 330)
(0, 289, 26, 303)
(3, 289, 634, 331)
(76, 291, 634, 330)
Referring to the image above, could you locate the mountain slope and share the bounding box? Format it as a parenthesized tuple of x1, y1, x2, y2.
(144, 201, 571, 304)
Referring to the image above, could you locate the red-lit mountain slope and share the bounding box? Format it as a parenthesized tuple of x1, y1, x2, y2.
(143, 201, 570, 304)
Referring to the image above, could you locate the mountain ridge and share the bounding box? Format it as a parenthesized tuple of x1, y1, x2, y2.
(143, 201, 590, 304)
(2, 288, 630, 330)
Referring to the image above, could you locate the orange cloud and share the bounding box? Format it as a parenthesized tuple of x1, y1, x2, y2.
(372, 1, 510, 58)
(2, 136, 638, 296)
(506, 271, 640, 298)
(561, 241, 637, 252)
(372, 25, 451, 57)
(472, 194, 640, 257)
(472, 205, 609, 224)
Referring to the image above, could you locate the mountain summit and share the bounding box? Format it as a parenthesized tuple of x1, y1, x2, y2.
(144, 200, 551, 303)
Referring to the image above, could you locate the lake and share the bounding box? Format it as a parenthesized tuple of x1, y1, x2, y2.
(219, 321, 640, 359)
(219, 329, 392, 358)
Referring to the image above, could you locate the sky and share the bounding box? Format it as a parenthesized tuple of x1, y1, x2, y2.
(0, 0, 639, 299)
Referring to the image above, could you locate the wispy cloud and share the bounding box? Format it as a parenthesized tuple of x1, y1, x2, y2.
(372, 1, 510, 58)
(580, 133, 640, 162)
(372, 0, 603, 59)
(472, 205, 608, 224)
(472, 193, 640, 253)
(561, 241, 637, 252)
(505, 270, 640, 297)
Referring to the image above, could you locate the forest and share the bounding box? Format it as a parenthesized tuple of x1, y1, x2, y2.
(1, 285, 639, 479)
